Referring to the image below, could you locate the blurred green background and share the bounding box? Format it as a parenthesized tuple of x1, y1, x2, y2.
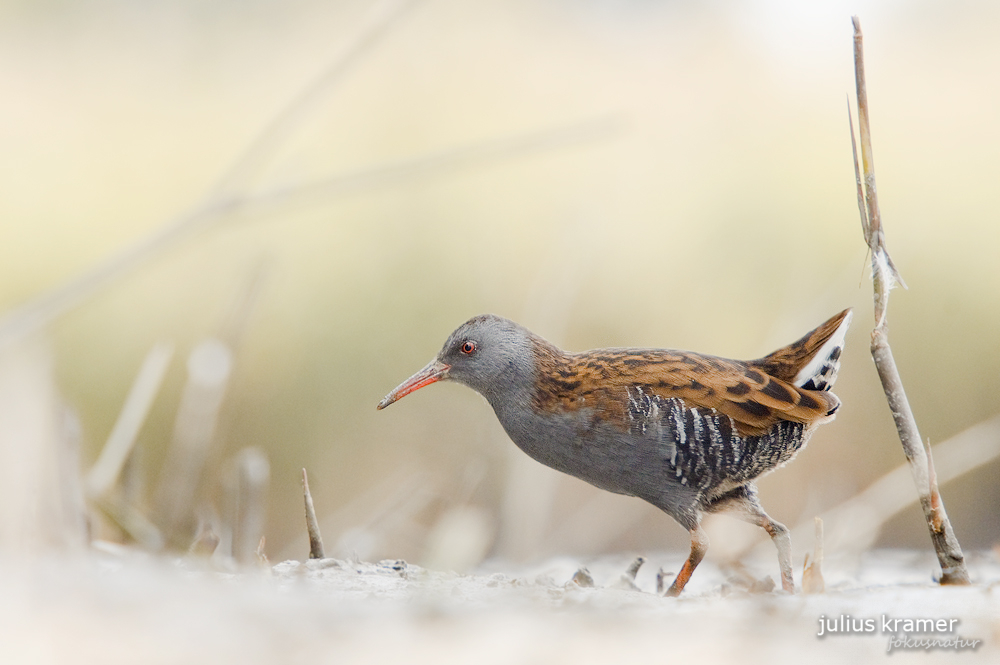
(2, 0, 998, 567)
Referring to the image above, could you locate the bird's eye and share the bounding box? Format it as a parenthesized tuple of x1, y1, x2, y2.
(460, 341, 477, 355)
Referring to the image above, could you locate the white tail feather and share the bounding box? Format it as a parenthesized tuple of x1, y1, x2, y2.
(793, 310, 853, 390)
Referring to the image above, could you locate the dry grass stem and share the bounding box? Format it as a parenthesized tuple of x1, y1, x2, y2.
(94, 493, 165, 550)
(302, 468, 326, 560)
(232, 448, 270, 564)
(188, 519, 221, 557)
(154, 339, 234, 545)
(0, 341, 90, 553)
(256, 536, 270, 567)
(847, 16, 968, 585)
(86, 342, 174, 498)
(802, 518, 825, 594)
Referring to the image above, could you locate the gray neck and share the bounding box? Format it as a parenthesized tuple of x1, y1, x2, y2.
(475, 354, 538, 420)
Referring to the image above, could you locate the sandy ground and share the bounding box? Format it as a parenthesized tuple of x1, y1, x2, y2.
(1, 548, 996, 665)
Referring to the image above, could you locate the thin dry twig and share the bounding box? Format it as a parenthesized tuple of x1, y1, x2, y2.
(302, 468, 326, 560)
(849, 16, 968, 585)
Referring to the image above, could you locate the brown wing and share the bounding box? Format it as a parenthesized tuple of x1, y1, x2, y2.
(534, 347, 840, 438)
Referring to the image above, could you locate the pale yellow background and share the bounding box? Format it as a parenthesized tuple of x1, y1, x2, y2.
(2, 0, 998, 564)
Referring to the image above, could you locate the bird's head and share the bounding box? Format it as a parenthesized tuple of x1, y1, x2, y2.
(377, 314, 538, 410)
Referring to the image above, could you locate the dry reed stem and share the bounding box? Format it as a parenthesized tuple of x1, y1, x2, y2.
(256, 536, 270, 567)
(154, 339, 234, 546)
(86, 342, 174, 498)
(802, 518, 824, 594)
(302, 468, 326, 560)
(849, 16, 968, 585)
(232, 448, 270, 564)
(188, 519, 221, 557)
(94, 493, 165, 550)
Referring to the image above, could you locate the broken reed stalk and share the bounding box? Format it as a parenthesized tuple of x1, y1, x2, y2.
(801, 517, 824, 594)
(256, 536, 270, 566)
(231, 448, 270, 563)
(302, 468, 325, 559)
(849, 16, 969, 585)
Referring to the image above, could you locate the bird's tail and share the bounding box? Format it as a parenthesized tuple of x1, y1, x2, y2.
(749, 309, 853, 391)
